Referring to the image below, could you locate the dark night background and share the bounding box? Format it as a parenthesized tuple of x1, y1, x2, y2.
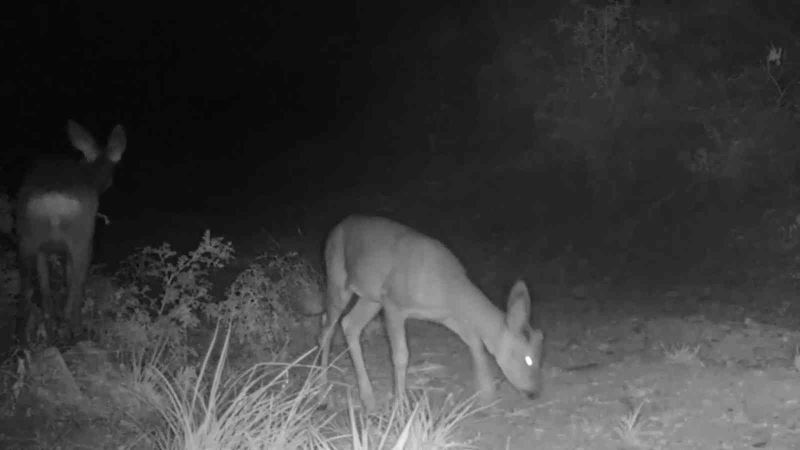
(5, 0, 800, 282)
(3, 1, 517, 201)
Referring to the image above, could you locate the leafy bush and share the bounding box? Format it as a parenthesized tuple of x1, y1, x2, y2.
(204, 251, 322, 361)
(540, 0, 800, 216)
(552, 0, 644, 100)
(85, 231, 234, 368)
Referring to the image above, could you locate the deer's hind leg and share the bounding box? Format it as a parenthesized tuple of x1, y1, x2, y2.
(341, 294, 382, 411)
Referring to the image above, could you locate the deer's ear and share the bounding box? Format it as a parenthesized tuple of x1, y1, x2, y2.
(106, 125, 127, 162)
(67, 120, 100, 161)
(506, 280, 531, 331)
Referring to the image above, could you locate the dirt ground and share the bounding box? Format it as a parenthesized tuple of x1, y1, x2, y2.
(322, 284, 800, 449)
(5, 281, 800, 449)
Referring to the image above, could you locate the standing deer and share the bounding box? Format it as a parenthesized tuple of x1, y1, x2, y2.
(16, 120, 126, 341)
(318, 215, 544, 411)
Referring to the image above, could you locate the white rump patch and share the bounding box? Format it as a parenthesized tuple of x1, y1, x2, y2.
(27, 194, 84, 222)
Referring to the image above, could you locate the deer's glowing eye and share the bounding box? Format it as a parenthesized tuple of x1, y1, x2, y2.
(524, 355, 533, 367)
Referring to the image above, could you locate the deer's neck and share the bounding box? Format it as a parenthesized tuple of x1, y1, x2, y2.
(458, 281, 507, 356)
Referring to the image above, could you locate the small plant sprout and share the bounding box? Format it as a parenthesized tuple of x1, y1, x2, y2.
(660, 343, 703, 366)
(767, 44, 783, 67)
(614, 400, 647, 447)
(766, 43, 789, 106)
(12, 352, 29, 410)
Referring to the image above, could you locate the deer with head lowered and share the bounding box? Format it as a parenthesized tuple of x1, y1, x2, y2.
(16, 120, 126, 341)
(318, 215, 544, 411)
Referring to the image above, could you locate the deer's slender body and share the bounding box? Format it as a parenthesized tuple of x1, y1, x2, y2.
(16, 120, 126, 340)
(318, 215, 544, 411)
